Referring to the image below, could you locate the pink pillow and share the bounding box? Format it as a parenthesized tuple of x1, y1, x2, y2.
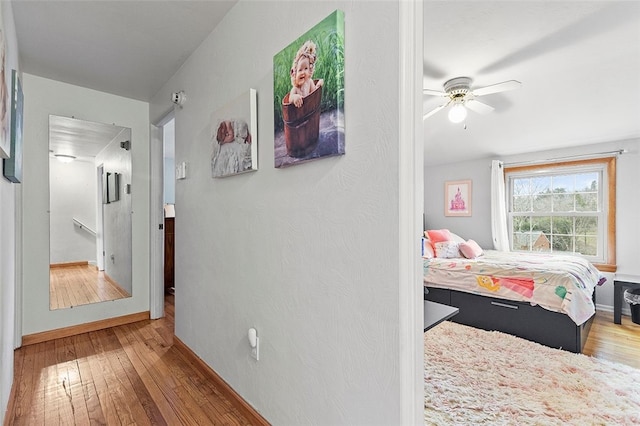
(459, 239, 484, 259)
(422, 238, 435, 259)
(434, 241, 461, 258)
(426, 229, 452, 244)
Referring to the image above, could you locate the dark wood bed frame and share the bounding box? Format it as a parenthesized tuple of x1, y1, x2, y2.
(424, 286, 595, 353)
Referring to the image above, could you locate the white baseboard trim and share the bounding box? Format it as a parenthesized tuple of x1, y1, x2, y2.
(596, 303, 631, 316)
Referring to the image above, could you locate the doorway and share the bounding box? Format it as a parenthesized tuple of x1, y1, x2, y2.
(150, 113, 175, 319)
(162, 118, 176, 295)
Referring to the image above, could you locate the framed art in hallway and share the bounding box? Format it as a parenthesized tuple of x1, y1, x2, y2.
(3, 69, 23, 182)
(0, 9, 9, 158)
(445, 180, 472, 217)
(273, 9, 345, 168)
(210, 88, 258, 178)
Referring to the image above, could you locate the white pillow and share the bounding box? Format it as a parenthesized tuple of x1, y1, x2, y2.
(434, 241, 462, 258)
(449, 232, 466, 244)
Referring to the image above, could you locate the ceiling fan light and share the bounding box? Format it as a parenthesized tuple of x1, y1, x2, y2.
(55, 154, 76, 163)
(448, 103, 467, 123)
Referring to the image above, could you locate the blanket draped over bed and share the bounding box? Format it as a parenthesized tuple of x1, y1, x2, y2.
(423, 250, 604, 326)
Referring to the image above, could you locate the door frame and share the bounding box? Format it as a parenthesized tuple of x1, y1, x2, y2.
(96, 163, 105, 271)
(399, 0, 424, 424)
(149, 111, 175, 319)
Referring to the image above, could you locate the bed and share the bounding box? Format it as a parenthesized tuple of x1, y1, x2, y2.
(422, 236, 605, 353)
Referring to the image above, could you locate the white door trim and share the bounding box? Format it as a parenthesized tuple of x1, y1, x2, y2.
(96, 164, 105, 271)
(399, 0, 424, 424)
(150, 111, 176, 319)
(149, 123, 165, 319)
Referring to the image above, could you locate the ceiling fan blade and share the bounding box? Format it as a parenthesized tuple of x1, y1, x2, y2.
(422, 103, 448, 120)
(472, 80, 521, 97)
(465, 99, 494, 115)
(423, 88, 447, 97)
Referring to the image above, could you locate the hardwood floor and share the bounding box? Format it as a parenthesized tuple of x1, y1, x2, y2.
(6, 300, 638, 425)
(7, 295, 253, 425)
(583, 310, 640, 369)
(49, 263, 131, 310)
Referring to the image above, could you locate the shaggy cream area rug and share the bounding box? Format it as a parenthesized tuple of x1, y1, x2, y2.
(424, 321, 640, 425)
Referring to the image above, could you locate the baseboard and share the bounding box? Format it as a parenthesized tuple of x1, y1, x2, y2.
(596, 303, 631, 316)
(21, 311, 150, 346)
(173, 336, 270, 426)
(50, 261, 89, 268)
(596, 303, 613, 313)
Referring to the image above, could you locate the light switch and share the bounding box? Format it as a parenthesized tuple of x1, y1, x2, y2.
(176, 161, 187, 180)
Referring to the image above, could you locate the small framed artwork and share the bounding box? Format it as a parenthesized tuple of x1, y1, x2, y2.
(0, 20, 8, 158)
(3, 69, 23, 182)
(445, 180, 472, 217)
(105, 172, 120, 203)
(273, 10, 345, 168)
(211, 88, 258, 178)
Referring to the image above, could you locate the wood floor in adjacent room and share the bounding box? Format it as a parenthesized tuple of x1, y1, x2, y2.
(7, 295, 252, 425)
(583, 310, 640, 370)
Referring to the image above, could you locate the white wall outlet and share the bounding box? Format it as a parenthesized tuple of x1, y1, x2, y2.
(251, 336, 259, 361)
(248, 328, 259, 361)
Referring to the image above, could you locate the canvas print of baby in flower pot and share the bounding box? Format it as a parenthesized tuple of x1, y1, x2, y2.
(273, 10, 345, 168)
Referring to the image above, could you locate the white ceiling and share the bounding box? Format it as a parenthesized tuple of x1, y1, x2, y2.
(423, 1, 640, 165)
(49, 115, 128, 162)
(11, 1, 640, 167)
(11, 0, 237, 101)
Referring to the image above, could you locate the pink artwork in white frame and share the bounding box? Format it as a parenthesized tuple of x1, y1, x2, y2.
(445, 180, 472, 217)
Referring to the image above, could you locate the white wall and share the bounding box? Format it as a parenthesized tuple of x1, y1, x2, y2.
(21, 74, 149, 335)
(150, 1, 405, 424)
(0, 1, 20, 420)
(49, 158, 96, 264)
(96, 131, 133, 294)
(424, 138, 640, 311)
(163, 117, 175, 204)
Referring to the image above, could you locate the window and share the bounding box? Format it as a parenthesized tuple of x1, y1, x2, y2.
(505, 158, 616, 271)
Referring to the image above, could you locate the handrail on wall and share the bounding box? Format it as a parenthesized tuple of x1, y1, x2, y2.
(72, 218, 96, 237)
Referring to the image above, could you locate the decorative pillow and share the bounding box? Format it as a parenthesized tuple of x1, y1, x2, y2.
(422, 238, 435, 259)
(459, 239, 484, 259)
(434, 241, 462, 258)
(449, 232, 466, 244)
(426, 229, 453, 244)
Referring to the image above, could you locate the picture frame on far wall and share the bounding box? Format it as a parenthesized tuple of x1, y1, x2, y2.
(445, 180, 472, 217)
(0, 11, 8, 159)
(107, 172, 120, 203)
(3, 69, 23, 183)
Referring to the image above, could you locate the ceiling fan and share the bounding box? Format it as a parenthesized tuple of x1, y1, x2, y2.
(423, 77, 521, 122)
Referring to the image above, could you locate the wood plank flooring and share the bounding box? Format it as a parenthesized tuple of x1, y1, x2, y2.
(6, 297, 639, 425)
(8, 295, 253, 425)
(583, 310, 640, 369)
(49, 264, 131, 310)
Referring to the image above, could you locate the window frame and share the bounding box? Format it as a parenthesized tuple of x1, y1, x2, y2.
(505, 157, 616, 272)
